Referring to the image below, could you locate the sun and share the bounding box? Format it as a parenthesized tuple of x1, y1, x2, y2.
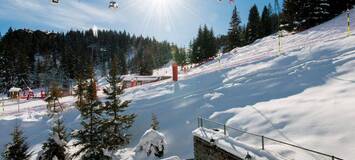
(128, 0, 184, 33)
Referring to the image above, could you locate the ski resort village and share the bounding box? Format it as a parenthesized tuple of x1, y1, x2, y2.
(1, 0, 355, 160)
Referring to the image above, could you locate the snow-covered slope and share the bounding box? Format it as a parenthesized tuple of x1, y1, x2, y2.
(1, 9, 355, 160)
(122, 9, 355, 159)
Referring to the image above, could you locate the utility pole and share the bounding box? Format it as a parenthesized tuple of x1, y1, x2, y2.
(347, 8, 351, 37)
(274, 0, 282, 54)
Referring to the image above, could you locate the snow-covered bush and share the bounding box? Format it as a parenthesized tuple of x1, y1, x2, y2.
(134, 129, 167, 158)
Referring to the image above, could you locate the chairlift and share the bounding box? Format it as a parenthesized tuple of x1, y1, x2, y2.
(109, 0, 119, 9)
(51, 0, 60, 4)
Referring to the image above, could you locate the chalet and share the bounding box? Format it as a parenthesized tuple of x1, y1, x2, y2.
(8, 87, 22, 99)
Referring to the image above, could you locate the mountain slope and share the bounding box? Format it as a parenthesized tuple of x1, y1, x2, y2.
(0, 8, 354, 160)
(123, 9, 355, 159)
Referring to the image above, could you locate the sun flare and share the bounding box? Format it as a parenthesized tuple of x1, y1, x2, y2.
(129, 0, 188, 33)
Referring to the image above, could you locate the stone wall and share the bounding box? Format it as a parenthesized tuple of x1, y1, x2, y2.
(193, 136, 244, 160)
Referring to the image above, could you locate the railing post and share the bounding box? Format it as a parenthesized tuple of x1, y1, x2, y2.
(197, 117, 200, 127)
(201, 117, 203, 128)
(332, 156, 334, 160)
(223, 124, 226, 135)
(262, 136, 265, 150)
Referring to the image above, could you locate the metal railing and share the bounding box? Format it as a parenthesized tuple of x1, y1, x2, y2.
(197, 117, 344, 160)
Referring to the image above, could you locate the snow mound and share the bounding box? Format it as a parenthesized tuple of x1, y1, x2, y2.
(115, 128, 176, 160)
(134, 128, 167, 155)
(161, 156, 181, 160)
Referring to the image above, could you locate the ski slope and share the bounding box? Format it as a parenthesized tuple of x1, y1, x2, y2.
(122, 9, 355, 159)
(1, 9, 355, 160)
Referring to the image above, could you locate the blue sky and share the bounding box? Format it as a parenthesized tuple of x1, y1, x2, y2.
(0, 0, 282, 47)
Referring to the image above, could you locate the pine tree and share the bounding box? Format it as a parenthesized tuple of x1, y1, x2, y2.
(39, 117, 68, 160)
(2, 125, 32, 160)
(329, 0, 349, 17)
(190, 25, 217, 63)
(227, 5, 242, 51)
(246, 5, 261, 44)
(74, 71, 88, 111)
(190, 27, 204, 63)
(260, 5, 273, 37)
(270, 3, 280, 34)
(0, 42, 5, 93)
(45, 82, 63, 113)
(102, 56, 136, 151)
(72, 69, 109, 159)
(172, 46, 187, 67)
(204, 26, 217, 59)
(281, 0, 302, 31)
(151, 113, 159, 130)
(308, 0, 331, 27)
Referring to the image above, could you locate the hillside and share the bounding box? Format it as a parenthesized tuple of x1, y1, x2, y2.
(122, 9, 355, 159)
(1, 8, 355, 160)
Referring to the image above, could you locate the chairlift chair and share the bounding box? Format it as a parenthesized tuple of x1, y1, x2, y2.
(109, 0, 119, 9)
(51, 0, 60, 4)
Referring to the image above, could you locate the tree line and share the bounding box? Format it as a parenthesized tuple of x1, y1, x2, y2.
(2, 57, 163, 159)
(185, 3, 280, 65)
(0, 28, 174, 93)
(178, 1, 354, 65)
(282, 0, 355, 31)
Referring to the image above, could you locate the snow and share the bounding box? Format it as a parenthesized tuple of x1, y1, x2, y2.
(8, 87, 22, 92)
(122, 75, 161, 81)
(114, 128, 173, 160)
(53, 132, 67, 147)
(1, 8, 355, 160)
(193, 128, 280, 160)
(161, 156, 181, 160)
(134, 128, 167, 154)
(203, 92, 224, 101)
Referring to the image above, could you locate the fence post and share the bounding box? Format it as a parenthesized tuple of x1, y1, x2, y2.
(201, 117, 203, 128)
(332, 156, 334, 160)
(262, 136, 265, 150)
(197, 117, 200, 127)
(223, 124, 226, 136)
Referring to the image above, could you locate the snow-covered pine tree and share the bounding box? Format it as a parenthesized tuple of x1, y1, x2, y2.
(151, 113, 159, 130)
(102, 55, 136, 151)
(2, 125, 32, 160)
(39, 117, 68, 160)
(72, 67, 109, 159)
(227, 5, 242, 51)
(246, 4, 261, 44)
